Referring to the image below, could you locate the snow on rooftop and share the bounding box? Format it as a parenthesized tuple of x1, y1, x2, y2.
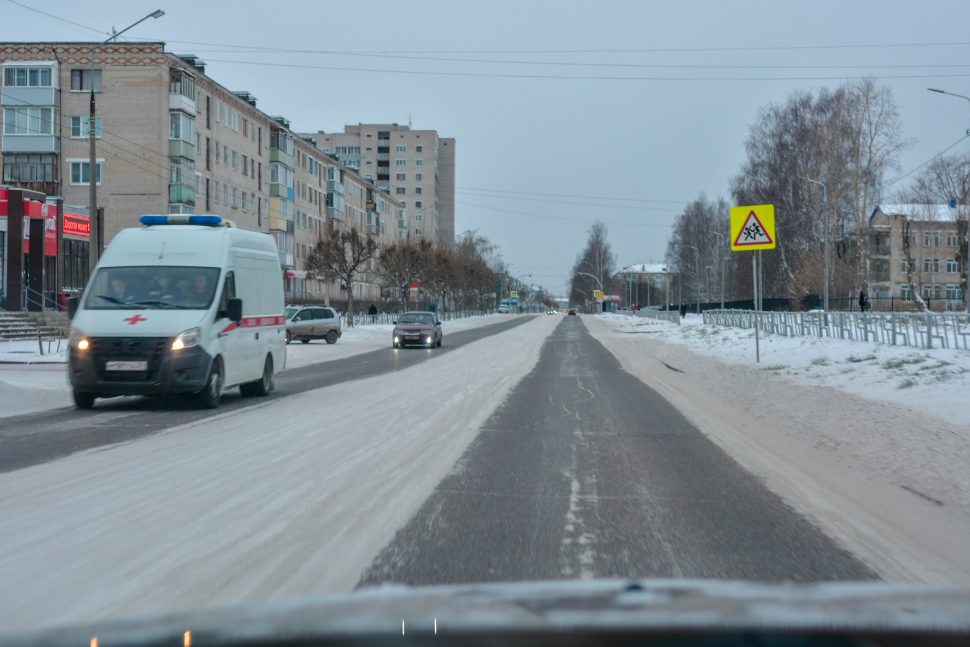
(619, 263, 668, 274)
(871, 204, 967, 222)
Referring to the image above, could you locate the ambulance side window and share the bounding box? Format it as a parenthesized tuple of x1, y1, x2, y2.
(217, 272, 236, 319)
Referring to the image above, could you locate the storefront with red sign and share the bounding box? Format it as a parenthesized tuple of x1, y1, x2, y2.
(0, 186, 90, 310)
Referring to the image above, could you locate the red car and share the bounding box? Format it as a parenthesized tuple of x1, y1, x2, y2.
(392, 311, 443, 349)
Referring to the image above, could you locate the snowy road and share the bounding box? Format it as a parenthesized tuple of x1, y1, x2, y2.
(0, 315, 533, 473)
(358, 315, 874, 586)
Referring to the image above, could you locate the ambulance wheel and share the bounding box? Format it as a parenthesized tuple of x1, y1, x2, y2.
(73, 390, 95, 409)
(241, 354, 274, 397)
(199, 360, 223, 409)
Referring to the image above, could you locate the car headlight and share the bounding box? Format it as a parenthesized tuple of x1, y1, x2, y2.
(70, 327, 90, 351)
(393, 336, 400, 343)
(426, 336, 433, 344)
(171, 327, 202, 351)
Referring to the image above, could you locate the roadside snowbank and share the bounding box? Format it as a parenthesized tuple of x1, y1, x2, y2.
(0, 315, 558, 631)
(0, 338, 67, 364)
(587, 314, 970, 584)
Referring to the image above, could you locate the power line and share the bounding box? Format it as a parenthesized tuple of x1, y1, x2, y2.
(455, 190, 681, 213)
(128, 36, 970, 55)
(457, 200, 672, 227)
(2, 0, 106, 36)
(883, 134, 970, 187)
(179, 49, 970, 71)
(453, 185, 685, 204)
(200, 57, 970, 82)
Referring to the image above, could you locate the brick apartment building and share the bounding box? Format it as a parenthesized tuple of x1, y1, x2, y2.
(1, 42, 408, 307)
(869, 204, 969, 309)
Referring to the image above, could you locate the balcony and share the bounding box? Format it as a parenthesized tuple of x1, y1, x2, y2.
(270, 148, 294, 167)
(327, 206, 345, 221)
(1, 134, 58, 154)
(169, 92, 196, 115)
(169, 139, 196, 160)
(168, 183, 196, 205)
(2, 86, 57, 107)
(270, 183, 295, 201)
(870, 272, 891, 283)
(326, 179, 345, 194)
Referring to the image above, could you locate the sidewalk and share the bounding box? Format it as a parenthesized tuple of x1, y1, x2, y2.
(0, 338, 68, 364)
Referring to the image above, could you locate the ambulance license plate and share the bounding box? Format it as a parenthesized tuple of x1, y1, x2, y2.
(106, 361, 147, 371)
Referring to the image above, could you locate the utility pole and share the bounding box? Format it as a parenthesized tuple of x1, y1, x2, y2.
(803, 176, 829, 311)
(88, 10, 165, 276)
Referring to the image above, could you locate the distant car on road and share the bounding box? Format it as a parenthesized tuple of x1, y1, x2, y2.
(568, 308, 577, 316)
(498, 304, 511, 314)
(285, 305, 341, 344)
(393, 311, 442, 349)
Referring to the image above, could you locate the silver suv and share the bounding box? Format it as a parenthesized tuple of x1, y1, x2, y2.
(285, 305, 342, 344)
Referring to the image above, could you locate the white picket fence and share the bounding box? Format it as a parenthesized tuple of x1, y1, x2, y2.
(633, 309, 681, 325)
(702, 309, 970, 351)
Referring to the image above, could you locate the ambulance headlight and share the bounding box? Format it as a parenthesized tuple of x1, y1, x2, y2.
(70, 327, 90, 351)
(171, 327, 202, 351)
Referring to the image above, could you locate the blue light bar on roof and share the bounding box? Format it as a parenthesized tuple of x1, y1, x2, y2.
(139, 214, 224, 227)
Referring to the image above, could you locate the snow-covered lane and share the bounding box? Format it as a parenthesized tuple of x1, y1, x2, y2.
(0, 315, 560, 632)
(586, 314, 970, 584)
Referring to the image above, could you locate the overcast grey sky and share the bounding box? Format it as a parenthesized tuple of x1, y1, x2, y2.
(3, 0, 969, 295)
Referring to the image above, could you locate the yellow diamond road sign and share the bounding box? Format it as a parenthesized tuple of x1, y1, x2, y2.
(730, 204, 776, 251)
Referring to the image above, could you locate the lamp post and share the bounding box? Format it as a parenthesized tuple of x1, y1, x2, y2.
(576, 271, 602, 313)
(88, 9, 165, 275)
(928, 88, 970, 314)
(802, 176, 828, 311)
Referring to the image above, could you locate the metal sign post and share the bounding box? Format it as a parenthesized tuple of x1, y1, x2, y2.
(731, 204, 776, 364)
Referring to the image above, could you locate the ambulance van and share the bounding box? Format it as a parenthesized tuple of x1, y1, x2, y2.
(68, 215, 286, 409)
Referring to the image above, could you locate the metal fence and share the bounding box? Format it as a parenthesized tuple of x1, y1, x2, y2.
(338, 310, 496, 328)
(630, 309, 681, 325)
(702, 309, 970, 351)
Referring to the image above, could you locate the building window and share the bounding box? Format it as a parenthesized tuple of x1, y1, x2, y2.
(899, 284, 911, 300)
(415, 145, 423, 152)
(231, 111, 239, 132)
(923, 258, 932, 273)
(241, 191, 248, 211)
(415, 187, 422, 195)
(232, 187, 238, 208)
(933, 258, 940, 272)
(70, 69, 101, 92)
(415, 201, 422, 208)
(215, 141, 221, 163)
(169, 70, 195, 100)
(215, 99, 221, 123)
(396, 145, 406, 152)
(415, 213, 423, 222)
(947, 258, 959, 273)
(2, 153, 56, 182)
(243, 118, 248, 137)
(948, 232, 960, 246)
(223, 145, 228, 164)
(3, 107, 56, 135)
(415, 228, 422, 236)
(396, 173, 406, 181)
(395, 159, 406, 167)
(69, 160, 102, 185)
(4, 66, 52, 87)
(69, 115, 102, 138)
(415, 159, 423, 166)
(934, 285, 942, 299)
(946, 285, 962, 301)
(223, 184, 228, 204)
(169, 111, 195, 142)
(214, 180, 220, 204)
(415, 173, 422, 181)
(395, 187, 406, 195)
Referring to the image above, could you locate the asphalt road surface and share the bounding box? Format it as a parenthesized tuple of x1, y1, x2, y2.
(359, 316, 877, 583)
(0, 316, 534, 474)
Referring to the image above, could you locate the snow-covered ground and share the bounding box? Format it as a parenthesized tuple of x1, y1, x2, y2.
(0, 315, 558, 632)
(587, 313, 970, 584)
(0, 314, 517, 420)
(597, 312, 970, 426)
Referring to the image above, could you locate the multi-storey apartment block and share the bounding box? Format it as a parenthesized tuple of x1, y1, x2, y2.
(869, 204, 968, 309)
(312, 124, 455, 243)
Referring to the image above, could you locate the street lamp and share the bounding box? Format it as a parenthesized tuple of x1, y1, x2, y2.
(802, 176, 829, 311)
(89, 9, 165, 275)
(928, 88, 970, 314)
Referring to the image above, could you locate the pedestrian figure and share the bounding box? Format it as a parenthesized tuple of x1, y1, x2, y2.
(858, 289, 868, 312)
(368, 303, 378, 323)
